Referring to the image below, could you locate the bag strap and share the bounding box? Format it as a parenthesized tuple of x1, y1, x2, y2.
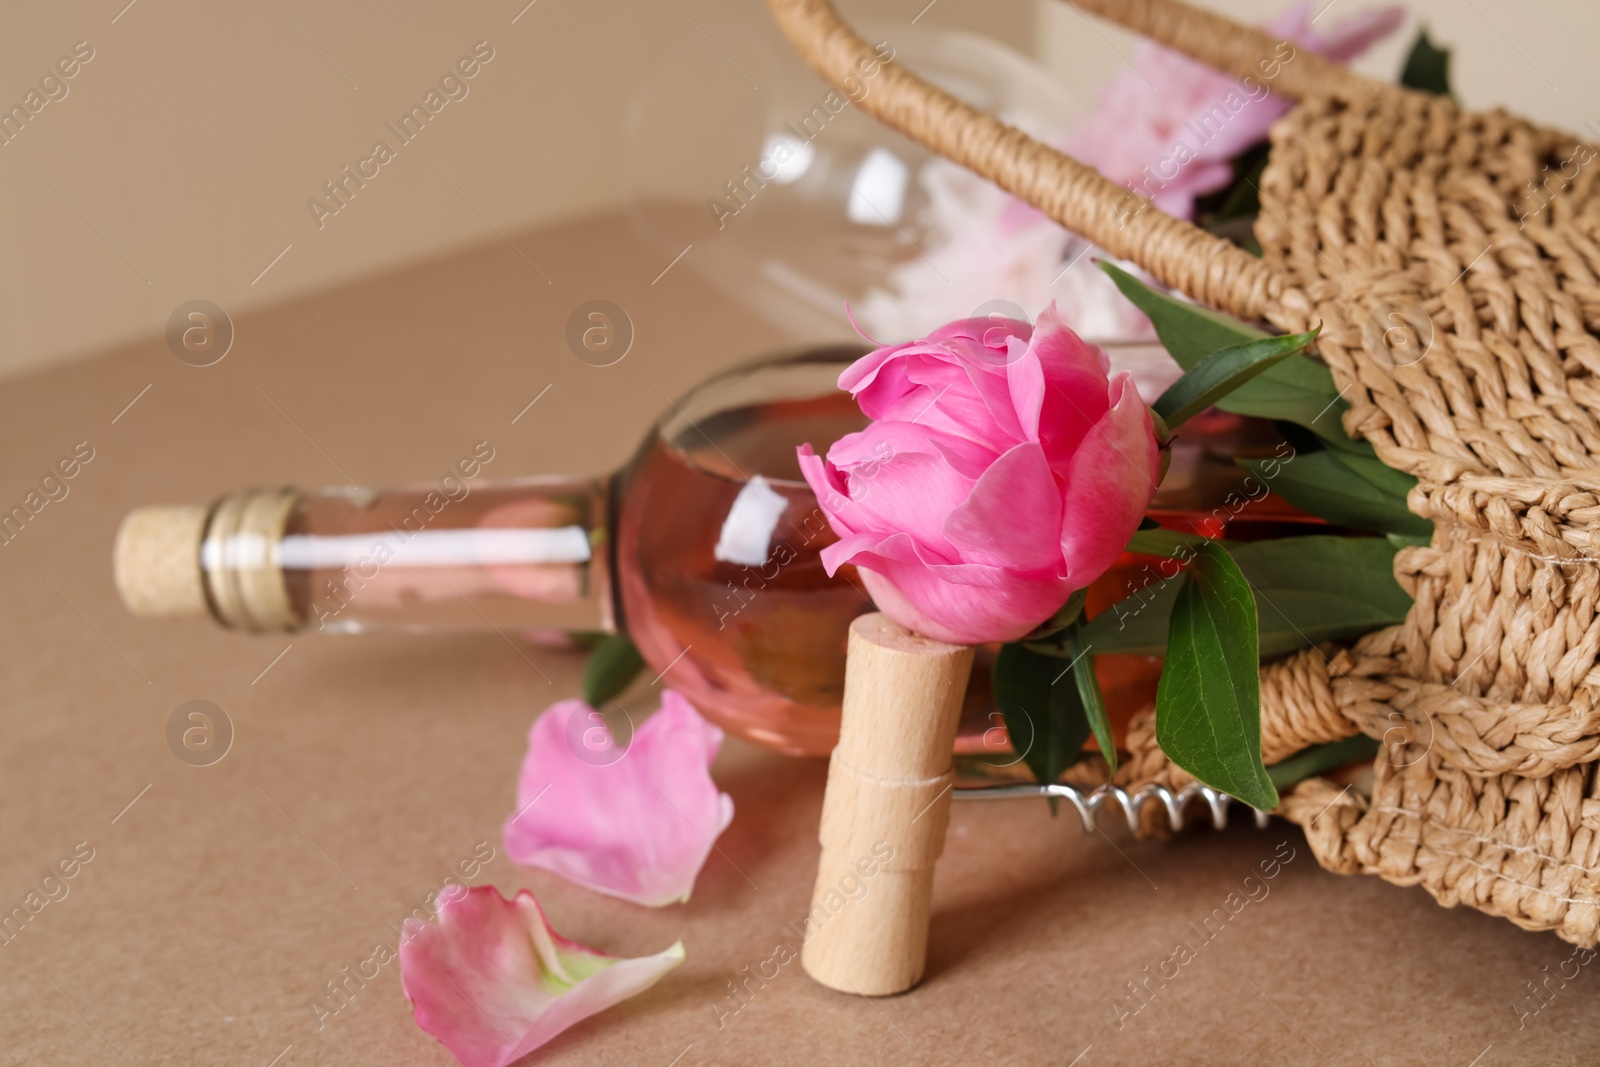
(1069, 0, 1385, 103)
(766, 0, 1290, 324)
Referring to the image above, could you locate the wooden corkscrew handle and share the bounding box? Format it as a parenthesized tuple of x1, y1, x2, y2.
(801, 613, 975, 996)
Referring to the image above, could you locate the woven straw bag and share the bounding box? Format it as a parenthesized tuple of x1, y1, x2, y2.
(769, 0, 1600, 945)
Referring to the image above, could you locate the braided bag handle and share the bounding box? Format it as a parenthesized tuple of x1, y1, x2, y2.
(767, 0, 1291, 321)
(1065, 0, 1384, 103)
(766, 0, 1421, 324)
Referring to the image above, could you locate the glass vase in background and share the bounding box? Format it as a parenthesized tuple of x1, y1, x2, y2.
(619, 21, 1082, 343)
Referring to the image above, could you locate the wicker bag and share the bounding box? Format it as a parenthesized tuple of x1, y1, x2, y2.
(769, 0, 1600, 945)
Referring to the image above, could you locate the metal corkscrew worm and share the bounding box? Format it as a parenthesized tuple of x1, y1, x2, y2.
(952, 781, 1271, 835)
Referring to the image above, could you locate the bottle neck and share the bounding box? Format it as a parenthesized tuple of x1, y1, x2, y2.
(197, 478, 614, 636)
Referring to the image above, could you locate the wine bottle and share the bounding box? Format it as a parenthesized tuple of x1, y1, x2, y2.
(114, 343, 1320, 759)
(117, 345, 877, 756)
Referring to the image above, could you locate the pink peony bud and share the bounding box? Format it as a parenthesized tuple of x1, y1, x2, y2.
(799, 303, 1161, 645)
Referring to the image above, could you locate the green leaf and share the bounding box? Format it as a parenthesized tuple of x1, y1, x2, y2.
(1126, 527, 1209, 558)
(993, 641, 1092, 790)
(582, 633, 645, 706)
(1267, 734, 1382, 790)
(1024, 587, 1088, 642)
(1331, 445, 1417, 498)
(1237, 450, 1431, 537)
(1156, 542, 1278, 811)
(1077, 568, 1181, 656)
(1153, 329, 1320, 429)
(1080, 536, 1411, 658)
(1401, 28, 1452, 97)
(1101, 260, 1267, 365)
(1099, 262, 1354, 445)
(1065, 626, 1117, 775)
(1212, 356, 1351, 443)
(1200, 143, 1269, 227)
(1229, 539, 1414, 653)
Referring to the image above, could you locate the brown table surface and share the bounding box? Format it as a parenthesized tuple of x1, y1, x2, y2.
(3, 212, 1597, 1067)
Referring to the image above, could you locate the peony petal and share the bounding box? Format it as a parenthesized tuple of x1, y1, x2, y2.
(1059, 373, 1161, 585)
(952, 351, 1027, 444)
(857, 550, 1068, 643)
(503, 692, 733, 907)
(943, 442, 1063, 572)
(839, 449, 974, 558)
(400, 885, 684, 1067)
(1268, 1, 1406, 64)
(798, 443, 860, 540)
(1029, 302, 1111, 380)
(1010, 304, 1111, 456)
(928, 314, 1031, 349)
(841, 333, 1031, 452)
(848, 533, 1072, 645)
(828, 419, 1002, 484)
(1313, 8, 1405, 63)
(818, 529, 894, 577)
(1008, 342, 1048, 441)
(851, 351, 993, 441)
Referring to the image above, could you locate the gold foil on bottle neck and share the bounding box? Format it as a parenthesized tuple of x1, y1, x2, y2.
(200, 488, 303, 631)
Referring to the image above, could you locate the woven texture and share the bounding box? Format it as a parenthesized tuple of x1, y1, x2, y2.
(768, 0, 1600, 943)
(1251, 88, 1600, 944)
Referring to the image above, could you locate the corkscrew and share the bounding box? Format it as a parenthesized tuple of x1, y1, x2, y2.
(951, 781, 1271, 834)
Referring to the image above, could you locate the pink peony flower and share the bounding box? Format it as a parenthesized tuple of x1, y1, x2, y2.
(504, 690, 733, 907)
(400, 885, 684, 1067)
(799, 303, 1161, 645)
(1065, 1, 1404, 219)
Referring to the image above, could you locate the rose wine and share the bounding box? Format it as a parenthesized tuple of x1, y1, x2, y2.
(116, 346, 880, 756)
(615, 388, 872, 754)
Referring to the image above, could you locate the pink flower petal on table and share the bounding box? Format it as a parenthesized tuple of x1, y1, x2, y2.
(504, 691, 733, 907)
(400, 885, 684, 1067)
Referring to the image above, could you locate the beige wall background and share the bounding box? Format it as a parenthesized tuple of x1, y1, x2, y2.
(2, 0, 1596, 380)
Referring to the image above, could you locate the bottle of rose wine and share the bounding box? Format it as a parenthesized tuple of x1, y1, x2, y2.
(117, 346, 877, 756)
(115, 343, 1319, 759)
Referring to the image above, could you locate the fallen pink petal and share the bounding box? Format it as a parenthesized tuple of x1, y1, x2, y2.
(400, 885, 684, 1067)
(504, 690, 734, 907)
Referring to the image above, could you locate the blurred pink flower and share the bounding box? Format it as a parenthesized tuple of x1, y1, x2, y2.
(400, 885, 683, 1067)
(1065, 1, 1404, 219)
(503, 690, 733, 907)
(857, 2, 1403, 356)
(855, 157, 1154, 346)
(799, 304, 1160, 645)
